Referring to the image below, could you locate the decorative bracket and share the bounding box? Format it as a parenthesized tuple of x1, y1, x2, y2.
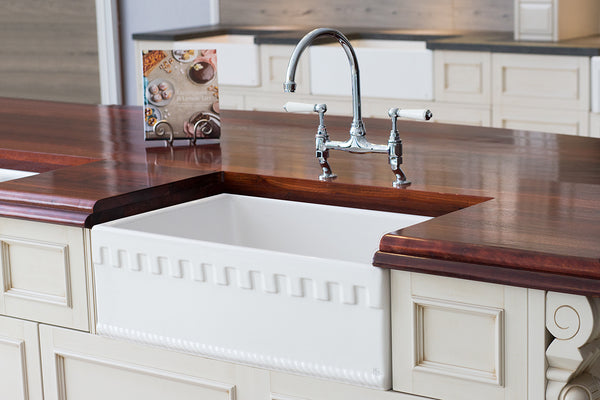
(546, 292, 600, 400)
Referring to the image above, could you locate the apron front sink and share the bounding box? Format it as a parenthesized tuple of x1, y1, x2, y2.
(92, 193, 431, 389)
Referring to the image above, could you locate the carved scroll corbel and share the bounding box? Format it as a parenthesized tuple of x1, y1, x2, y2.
(546, 292, 600, 400)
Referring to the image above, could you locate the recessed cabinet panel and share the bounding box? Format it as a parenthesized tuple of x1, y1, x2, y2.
(434, 51, 491, 104)
(413, 297, 503, 385)
(2, 238, 70, 304)
(0, 336, 28, 400)
(391, 271, 528, 400)
(261, 45, 310, 94)
(493, 105, 589, 136)
(0, 217, 90, 331)
(492, 53, 590, 111)
(430, 102, 491, 127)
(40, 325, 269, 400)
(518, 3, 554, 37)
(0, 315, 43, 400)
(57, 354, 234, 400)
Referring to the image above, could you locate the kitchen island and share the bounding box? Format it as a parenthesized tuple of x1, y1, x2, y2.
(0, 97, 598, 400)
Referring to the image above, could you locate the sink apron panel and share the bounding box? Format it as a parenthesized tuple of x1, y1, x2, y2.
(91, 194, 431, 390)
(93, 233, 391, 389)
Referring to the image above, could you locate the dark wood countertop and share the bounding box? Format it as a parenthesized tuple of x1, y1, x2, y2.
(131, 24, 600, 56)
(1, 98, 599, 296)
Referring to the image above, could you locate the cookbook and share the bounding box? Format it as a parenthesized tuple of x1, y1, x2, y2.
(142, 49, 220, 143)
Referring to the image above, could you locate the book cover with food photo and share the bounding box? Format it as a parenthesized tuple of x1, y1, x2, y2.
(142, 49, 220, 142)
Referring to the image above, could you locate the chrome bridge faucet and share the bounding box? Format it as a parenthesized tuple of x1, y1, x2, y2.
(283, 28, 432, 188)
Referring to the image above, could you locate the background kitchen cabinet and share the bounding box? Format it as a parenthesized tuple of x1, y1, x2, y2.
(493, 105, 589, 135)
(261, 45, 310, 94)
(491, 53, 589, 111)
(0, 315, 43, 400)
(491, 53, 590, 135)
(590, 113, 600, 138)
(514, 0, 600, 41)
(433, 51, 491, 105)
(433, 50, 592, 135)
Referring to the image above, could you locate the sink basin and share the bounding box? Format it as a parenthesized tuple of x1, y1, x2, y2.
(0, 168, 38, 183)
(180, 35, 259, 87)
(92, 194, 431, 389)
(309, 39, 433, 100)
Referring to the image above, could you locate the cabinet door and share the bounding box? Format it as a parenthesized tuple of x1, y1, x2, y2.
(391, 271, 529, 400)
(431, 102, 492, 127)
(514, 0, 555, 41)
(0, 315, 43, 400)
(0, 218, 91, 331)
(493, 105, 589, 136)
(40, 325, 270, 400)
(434, 50, 491, 105)
(492, 53, 590, 111)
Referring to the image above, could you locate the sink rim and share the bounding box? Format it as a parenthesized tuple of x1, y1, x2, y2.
(94, 192, 432, 266)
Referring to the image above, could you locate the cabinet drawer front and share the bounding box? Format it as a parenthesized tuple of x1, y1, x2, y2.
(0, 218, 90, 331)
(492, 53, 590, 110)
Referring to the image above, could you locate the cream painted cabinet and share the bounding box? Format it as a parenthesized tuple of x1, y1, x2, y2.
(493, 105, 589, 135)
(391, 271, 547, 400)
(492, 53, 589, 111)
(39, 324, 433, 400)
(514, 0, 600, 42)
(589, 113, 600, 138)
(434, 50, 593, 135)
(260, 44, 309, 94)
(491, 53, 590, 135)
(0, 217, 93, 331)
(434, 50, 491, 105)
(431, 50, 493, 127)
(40, 324, 271, 400)
(0, 314, 43, 400)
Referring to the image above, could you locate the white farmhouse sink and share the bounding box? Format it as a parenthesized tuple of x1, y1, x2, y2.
(179, 35, 259, 87)
(92, 194, 431, 389)
(309, 39, 433, 100)
(0, 168, 38, 183)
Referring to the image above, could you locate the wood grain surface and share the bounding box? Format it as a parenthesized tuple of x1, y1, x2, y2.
(0, 0, 100, 103)
(0, 97, 598, 295)
(219, 0, 513, 32)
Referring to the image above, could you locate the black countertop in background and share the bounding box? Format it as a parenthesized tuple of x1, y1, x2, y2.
(132, 24, 600, 56)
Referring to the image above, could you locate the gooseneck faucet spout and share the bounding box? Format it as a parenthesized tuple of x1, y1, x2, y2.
(283, 28, 433, 187)
(284, 28, 366, 139)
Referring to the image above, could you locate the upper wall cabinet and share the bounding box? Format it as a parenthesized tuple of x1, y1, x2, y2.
(515, 0, 600, 41)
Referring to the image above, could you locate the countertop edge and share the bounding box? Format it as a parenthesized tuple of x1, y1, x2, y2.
(131, 25, 600, 56)
(374, 252, 600, 296)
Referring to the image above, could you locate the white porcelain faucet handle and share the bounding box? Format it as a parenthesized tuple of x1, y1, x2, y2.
(283, 102, 318, 113)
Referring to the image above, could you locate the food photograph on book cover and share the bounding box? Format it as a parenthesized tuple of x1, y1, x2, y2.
(142, 49, 220, 142)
